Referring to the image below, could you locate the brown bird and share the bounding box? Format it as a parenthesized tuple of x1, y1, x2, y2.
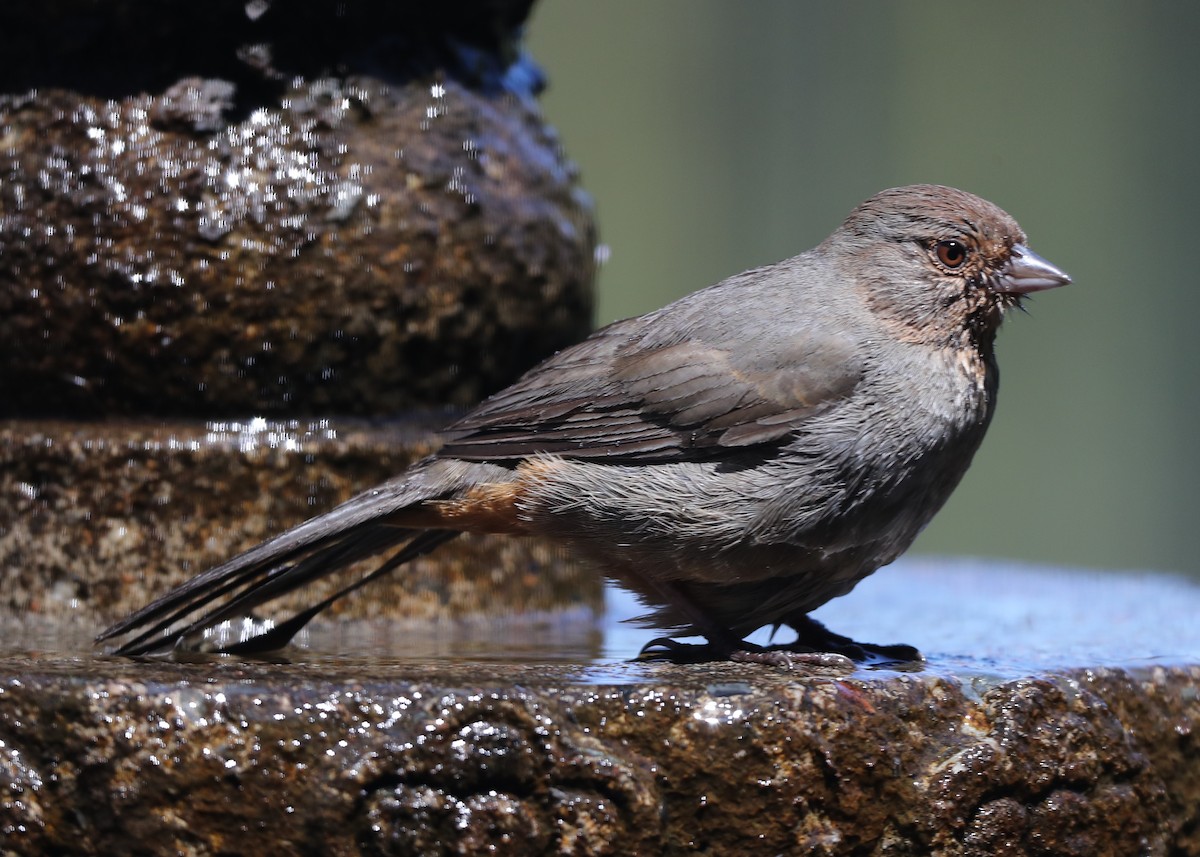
(98, 184, 1071, 661)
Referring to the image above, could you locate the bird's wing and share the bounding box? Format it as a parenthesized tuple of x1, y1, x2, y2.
(438, 315, 864, 463)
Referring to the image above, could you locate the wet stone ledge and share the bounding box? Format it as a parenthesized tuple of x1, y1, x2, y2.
(0, 562, 1197, 855)
(0, 660, 1195, 855)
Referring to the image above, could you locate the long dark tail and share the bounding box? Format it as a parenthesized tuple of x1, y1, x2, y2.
(97, 525, 458, 656)
(96, 458, 507, 656)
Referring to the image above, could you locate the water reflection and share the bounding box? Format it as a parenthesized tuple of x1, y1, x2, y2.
(5, 559, 1200, 686)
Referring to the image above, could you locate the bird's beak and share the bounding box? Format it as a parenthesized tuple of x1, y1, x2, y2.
(993, 244, 1072, 294)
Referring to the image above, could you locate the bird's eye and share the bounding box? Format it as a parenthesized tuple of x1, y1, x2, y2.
(933, 239, 968, 270)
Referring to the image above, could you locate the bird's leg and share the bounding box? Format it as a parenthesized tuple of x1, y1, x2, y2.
(627, 582, 864, 670)
(629, 580, 863, 669)
(783, 614, 922, 665)
(633, 578, 760, 663)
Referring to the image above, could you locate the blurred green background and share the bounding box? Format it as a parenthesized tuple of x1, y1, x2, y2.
(526, 1, 1200, 578)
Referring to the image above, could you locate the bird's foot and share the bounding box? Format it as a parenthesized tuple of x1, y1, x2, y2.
(635, 635, 855, 671)
(635, 616, 921, 669)
(636, 637, 736, 664)
(785, 615, 922, 667)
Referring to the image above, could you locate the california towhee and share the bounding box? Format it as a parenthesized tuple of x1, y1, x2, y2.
(99, 184, 1071, 661)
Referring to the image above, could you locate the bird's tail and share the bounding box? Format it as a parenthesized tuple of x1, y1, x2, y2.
(95, 457, 513, 656)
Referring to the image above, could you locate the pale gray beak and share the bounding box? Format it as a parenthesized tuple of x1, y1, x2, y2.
(994, 244, 1072, 294)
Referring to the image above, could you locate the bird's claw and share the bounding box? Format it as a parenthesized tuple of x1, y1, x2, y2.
(636, 637, 743, 663)
(786, 615, 922, 667)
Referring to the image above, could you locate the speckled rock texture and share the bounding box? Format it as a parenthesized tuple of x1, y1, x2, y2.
(0, 0, 595, 416)
(0, 657, 1195, 856)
